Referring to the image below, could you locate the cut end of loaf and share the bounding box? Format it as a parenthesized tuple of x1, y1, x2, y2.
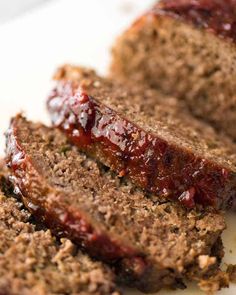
(111, 1, 236, 140)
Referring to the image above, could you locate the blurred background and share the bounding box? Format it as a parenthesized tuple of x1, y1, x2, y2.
(0, 0, 152, 23)
(0, 0, 53, 23)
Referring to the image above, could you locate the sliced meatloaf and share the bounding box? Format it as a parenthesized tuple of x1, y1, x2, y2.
(6, 115, 227, 293)
(0, 170, 118, 295)
(111, 0, 236, 140)
(47, 65, 236, 209)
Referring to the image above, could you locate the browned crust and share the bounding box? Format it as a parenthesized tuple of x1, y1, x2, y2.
(154, 0, 236, 43)
(128, 0, 236, 44)
(47, 65, 236, 210)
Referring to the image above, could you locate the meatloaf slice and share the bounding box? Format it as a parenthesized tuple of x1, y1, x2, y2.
(0, 172, 118, 295)
(111, 0, 236, 141)
(47, 65, 236, 210)
(6, 115, 227, 293)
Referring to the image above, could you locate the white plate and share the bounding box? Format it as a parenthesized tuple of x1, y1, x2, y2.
(0, 0, 235, 294)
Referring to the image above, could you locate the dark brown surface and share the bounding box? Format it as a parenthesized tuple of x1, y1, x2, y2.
(48, 65, 236, 209)
(156, 0, 236, 42)
(111, 0, 236, 141)
(0, 170, 118, 295)
(6, 115, 227, 293)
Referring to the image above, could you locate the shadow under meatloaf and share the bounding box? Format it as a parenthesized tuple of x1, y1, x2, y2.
(110, 0, 236, 141)
(6, 115, 227, 293)
(0, 168, 118, 295)
(47, 65, 236, 210)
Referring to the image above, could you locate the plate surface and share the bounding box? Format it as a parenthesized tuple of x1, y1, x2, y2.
(0, 0, 235, 294)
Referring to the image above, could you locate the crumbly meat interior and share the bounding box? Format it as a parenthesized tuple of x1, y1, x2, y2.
(110, 11, 236, 140)
(0, 180, 117, 295)
(16, 117, 226, 279)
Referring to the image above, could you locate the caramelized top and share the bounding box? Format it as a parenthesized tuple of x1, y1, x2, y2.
(155, 0, 236, 42)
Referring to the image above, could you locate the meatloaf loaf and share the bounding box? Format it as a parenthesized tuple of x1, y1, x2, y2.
(111, 0, 236, 140)
(0, 171, 118, 295)
(47, 65, 236, 210)
(6, 115, 227, 293)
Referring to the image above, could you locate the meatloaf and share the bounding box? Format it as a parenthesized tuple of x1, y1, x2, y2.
(6, 115, 227, 293)
(111, 0, 236, 141)
(0, 171, 118, 295)
(47, 65, 236, 209)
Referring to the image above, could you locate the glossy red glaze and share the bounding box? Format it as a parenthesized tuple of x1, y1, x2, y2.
(5, 117, 149, 274)
(47, 83, 236, 209)
(155, 0, 236, 42)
